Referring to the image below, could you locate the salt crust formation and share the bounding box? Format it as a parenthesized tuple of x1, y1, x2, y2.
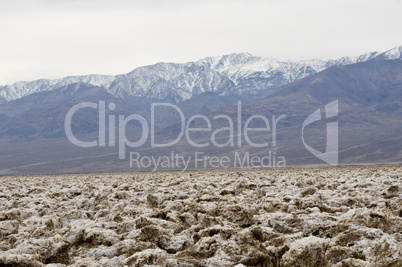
(0, 166, 401, 266)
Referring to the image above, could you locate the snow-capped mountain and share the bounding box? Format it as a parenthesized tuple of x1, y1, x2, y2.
(0, 45, 401, 103)
(0, 75, 116, 104)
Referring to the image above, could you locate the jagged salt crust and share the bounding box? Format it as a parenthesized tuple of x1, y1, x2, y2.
(0, 166, 401, 266)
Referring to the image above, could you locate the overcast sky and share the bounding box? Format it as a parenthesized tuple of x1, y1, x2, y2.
(0, 0, 401, 85)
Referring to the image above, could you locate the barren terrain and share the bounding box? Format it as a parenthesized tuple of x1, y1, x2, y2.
(0, 166, 401, 266)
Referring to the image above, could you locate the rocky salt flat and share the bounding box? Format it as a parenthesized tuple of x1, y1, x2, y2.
(0, 166, 401, 266)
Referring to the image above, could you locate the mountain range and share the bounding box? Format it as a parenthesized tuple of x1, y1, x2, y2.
(1, 46, 401, 104)
(0, 45, 401, 175)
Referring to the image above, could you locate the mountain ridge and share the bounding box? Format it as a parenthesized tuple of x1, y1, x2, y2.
(1, 45, 401, 103)
(1, 59, 402, 174)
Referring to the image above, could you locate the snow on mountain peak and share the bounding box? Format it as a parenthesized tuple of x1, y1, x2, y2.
(0, 45, 401, 103)
(380, 45, 402, 60)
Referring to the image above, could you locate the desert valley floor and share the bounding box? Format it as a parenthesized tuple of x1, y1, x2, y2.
(0, 166, 401, 266)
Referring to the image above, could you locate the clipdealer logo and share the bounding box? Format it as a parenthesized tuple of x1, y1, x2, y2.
(302, 100, 338, 166)
(64, 100, 339, 169)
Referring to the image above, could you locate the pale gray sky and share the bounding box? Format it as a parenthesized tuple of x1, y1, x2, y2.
(0, 0, 401, 85)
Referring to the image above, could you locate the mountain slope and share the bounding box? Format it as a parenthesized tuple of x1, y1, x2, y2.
(1, 59, 401, 175)
(1, 46, 401, 104)
(0, 84, 123, 138)
(147, 59, 402, 166)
